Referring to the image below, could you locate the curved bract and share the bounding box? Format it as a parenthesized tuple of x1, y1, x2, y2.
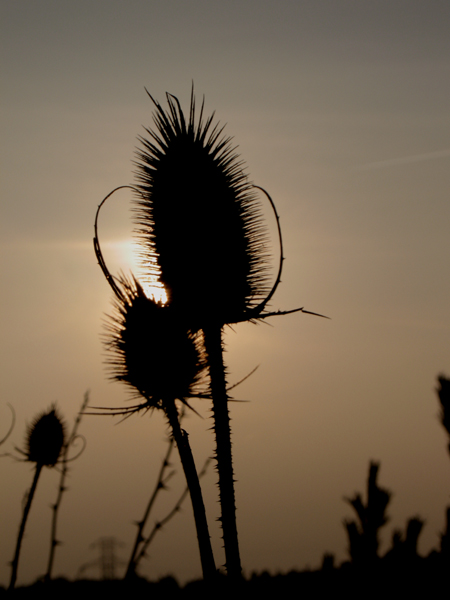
(133, 90, 270, 327)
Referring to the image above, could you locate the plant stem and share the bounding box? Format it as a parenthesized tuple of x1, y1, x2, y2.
(9, 463, 43, 590)
(165, 400, 216, 580)
(133, 456, 211, 569)
(203, 324, 242, 579)
(45, 392, 89, 581)
(124, 436, 175, 579)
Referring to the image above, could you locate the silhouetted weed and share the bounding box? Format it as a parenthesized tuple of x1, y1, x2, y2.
(8, 406, 66, 590)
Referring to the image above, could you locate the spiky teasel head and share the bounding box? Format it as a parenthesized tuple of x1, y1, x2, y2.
(105, 277, 207, 411)
(133, 90, 270, 329)
(25, 406, 66, 467)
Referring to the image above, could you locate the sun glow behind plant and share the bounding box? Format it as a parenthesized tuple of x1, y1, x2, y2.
(100, 239, 167, 304)
(134, 251, 167, 304)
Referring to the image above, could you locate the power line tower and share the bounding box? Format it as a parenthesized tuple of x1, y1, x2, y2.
(77, 536, 125, 580)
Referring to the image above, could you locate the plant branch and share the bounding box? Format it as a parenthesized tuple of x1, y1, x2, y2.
(124, 436, 176, 579)
(45, 392, 89, 581)
(134, 456, 212, 569)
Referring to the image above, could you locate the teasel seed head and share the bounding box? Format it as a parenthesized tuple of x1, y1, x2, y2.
(25, 406, 66, 467)
(105, 277, 206, 410)
(133, 90, 270, 328)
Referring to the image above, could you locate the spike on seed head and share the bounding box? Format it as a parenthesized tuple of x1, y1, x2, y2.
(25, 405, 66, 467)
(133, 91, 270, 328)
(105, 277, 206, 409)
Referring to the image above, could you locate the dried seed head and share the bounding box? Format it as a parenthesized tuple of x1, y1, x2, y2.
(105, 278, 206, 408)
(25, 406, 66, 466)
(133, 91, 270, 328)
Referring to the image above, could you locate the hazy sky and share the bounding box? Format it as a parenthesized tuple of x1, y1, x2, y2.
(1, 0, 449, 586)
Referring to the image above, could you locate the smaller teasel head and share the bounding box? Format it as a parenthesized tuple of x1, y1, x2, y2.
(25, 406, 66, 467)
(105, 277, 206, 411)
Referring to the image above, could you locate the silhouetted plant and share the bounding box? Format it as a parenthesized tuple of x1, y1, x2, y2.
(436, 375, 450, 456)
(343, 461, 391, 567)
(94, 89, 326, 578)
(9, 405, 66, 590)
(45, 392, 88, 581)
(92, 276, 216, 580)
(130, 90, 325, 578)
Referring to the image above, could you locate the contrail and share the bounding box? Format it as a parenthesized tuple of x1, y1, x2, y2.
(354, 149, 450, 171)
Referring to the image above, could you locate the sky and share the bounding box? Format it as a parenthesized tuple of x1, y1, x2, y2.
(1, 0, 449, 587)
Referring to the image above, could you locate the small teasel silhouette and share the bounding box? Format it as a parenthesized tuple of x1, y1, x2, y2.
(92, 275, 216, 580)
(9, 405, 66, 590)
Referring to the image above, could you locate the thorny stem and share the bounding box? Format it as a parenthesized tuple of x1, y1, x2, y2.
(9, 463, 43, 590)
(165, 400, 216, 580)
(125, 436, 175, 579)
(45, 392, 89, 582)
(203, 324, 242, 579)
